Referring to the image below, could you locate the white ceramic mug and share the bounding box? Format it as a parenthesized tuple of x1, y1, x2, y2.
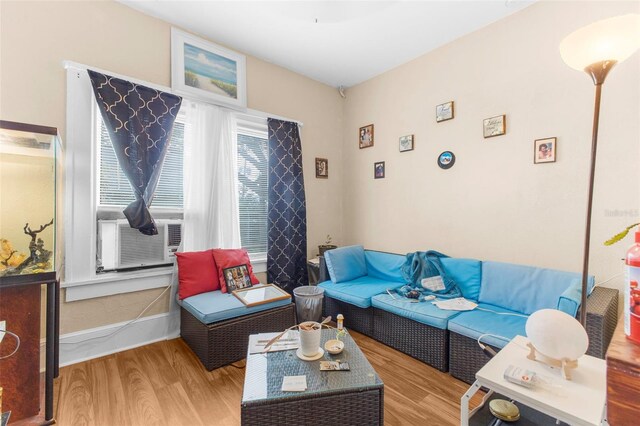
(299, 321, 322, 357)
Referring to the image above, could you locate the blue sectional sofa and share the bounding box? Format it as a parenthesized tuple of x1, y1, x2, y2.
(318, 246, 619, 383)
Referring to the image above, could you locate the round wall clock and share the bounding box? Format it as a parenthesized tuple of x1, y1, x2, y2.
(437, 151, 456, 169)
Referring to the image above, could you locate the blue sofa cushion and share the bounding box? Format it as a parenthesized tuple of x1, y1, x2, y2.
(179, 286, 291, 324)
(318, 277, 402, 308)
(557, 278, 584, 317)
(441, 258, 482, 301)
(324, 245, 367, 283)
(478, 261, 595, 315)
(365, 250, 406, 283)
(447, 303, 528, 348)
(371, 293, 462, 329)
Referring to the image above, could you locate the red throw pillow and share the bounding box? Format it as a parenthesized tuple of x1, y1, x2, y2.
(176, 249, 220, 299)
(211, 248, 260, 293)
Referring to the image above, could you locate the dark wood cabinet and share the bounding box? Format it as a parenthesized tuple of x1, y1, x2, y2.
(606, 321, 640, 424)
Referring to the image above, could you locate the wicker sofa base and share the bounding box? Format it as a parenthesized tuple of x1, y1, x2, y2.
(180, 303, 296, 371)
(241, 387, 383, 426)
(372, 308, 449, 372)
(324, 296, 374, 337)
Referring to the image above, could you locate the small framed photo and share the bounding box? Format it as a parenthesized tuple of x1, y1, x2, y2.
(223, 264, 252, 292)
(374, 161, 385, 179)
(399, 135, 414, 152)
(483, 115, 506, 138)
(534, 137, 557, 164)
(359, 124, 374, 149)
(171, 28, 246, 110)
(436, 101, 454, 122)
(315, 158, 328, 178)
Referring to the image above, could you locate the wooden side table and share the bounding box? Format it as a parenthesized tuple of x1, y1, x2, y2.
(461, 335, 607, 426)
(606, 321, 640, 425)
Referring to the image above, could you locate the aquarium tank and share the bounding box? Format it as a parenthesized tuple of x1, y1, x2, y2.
(0, 120, 62, 282)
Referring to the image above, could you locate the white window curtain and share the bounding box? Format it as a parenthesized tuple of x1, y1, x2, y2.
(182, 100, 241, 251)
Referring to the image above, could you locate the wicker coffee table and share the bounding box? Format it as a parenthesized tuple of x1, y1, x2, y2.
(241, 329, 384, 425)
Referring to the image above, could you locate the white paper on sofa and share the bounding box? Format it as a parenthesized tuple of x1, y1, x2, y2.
(432, 297, 477, 311)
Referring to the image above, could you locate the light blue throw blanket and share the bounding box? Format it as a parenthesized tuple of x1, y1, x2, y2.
(399, 250, 462, 299)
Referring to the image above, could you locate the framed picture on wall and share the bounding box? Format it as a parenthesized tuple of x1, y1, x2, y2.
(315, 158, 328, 178)
(534, 137, 557, 164)
(436, 101, 454, 122)
(399, 135, 414, 152)
(171, 28, 247, 110)
(483, 115, 506, 138)
(374, 161, 385, 179)
(359, 124, 374, 149)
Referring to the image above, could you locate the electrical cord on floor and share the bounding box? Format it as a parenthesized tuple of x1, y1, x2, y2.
(60, 284, 173, 345)
(0, 329, 20, 359)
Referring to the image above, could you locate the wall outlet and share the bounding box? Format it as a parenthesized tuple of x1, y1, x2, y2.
(0, 320, 5, 343)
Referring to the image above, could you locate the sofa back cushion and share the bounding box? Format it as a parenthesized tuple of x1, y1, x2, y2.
(365, 250, 405, 283)
(324, 245, 367, 283)
(478, 261, 595, 315)
(441, 258, 482, 301)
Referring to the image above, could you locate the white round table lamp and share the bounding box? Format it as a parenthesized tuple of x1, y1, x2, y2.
(525, 309, 589, 380)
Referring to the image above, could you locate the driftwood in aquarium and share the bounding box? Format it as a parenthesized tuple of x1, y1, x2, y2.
(0, 219, 53, 276)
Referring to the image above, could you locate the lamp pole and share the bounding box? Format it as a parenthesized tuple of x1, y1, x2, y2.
(579, 60, 616, 326)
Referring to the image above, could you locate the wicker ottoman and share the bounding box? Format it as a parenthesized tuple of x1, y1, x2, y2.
(181, 303, 295, 371)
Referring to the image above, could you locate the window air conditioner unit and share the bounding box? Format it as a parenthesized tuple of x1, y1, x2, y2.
(97, 219, 182, 271)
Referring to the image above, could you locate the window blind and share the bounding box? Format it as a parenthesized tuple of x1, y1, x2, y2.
(98, 116, 184, 208)
(237, 132, 268, 254)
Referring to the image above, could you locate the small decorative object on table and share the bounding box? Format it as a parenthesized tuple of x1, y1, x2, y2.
(525, 309, 589, 380)
(325, 339, 345, 355)
(318, 234, 337, 256)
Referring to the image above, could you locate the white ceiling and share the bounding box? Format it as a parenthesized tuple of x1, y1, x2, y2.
(119, 0, 535, 88)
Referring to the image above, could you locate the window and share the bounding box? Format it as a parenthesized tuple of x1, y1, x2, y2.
(237, 128, 268, 255)
(97, 114, 185, 209)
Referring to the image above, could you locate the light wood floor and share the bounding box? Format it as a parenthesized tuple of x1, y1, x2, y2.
(54, 331, 482, 425)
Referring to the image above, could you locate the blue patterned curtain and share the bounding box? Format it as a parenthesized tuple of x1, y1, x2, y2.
(88, 70, 182, 235)
(267, 118, 308, 292)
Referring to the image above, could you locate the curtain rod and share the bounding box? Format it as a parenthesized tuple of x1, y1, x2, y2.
(62, 60, 303, 127)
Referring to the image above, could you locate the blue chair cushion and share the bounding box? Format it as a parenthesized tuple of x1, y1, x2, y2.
(318, 277, 402, 308)
(371, 293, 462, 329)
(557, 278, 584, 317)
(441, 258, 482, 301)
(179, 287, 291, 325)
(365, 250, 406, 283)
(447, 303, 528, 348)
(478, 261, 595, 315)
(324, 245, 367, 283)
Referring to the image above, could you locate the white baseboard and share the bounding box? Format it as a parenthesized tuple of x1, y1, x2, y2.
(57, 311, 180, 367)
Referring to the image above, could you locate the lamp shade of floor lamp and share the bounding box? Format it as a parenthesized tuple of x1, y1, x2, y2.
(559, 14, 640, 327)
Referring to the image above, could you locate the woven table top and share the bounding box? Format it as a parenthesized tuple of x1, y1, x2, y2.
(242, 329, 383, 404)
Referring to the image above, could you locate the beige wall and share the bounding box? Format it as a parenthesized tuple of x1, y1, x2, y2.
(342, 0, 640, 296)
(0, 1, 343, 334)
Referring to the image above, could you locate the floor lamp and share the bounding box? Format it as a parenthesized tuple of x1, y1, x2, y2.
(559, 14, 640, 326)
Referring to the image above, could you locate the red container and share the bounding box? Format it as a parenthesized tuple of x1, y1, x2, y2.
(625, 230, 640, 344)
